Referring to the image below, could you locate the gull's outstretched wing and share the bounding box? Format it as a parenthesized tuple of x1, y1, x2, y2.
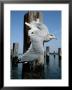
(20, 44, 38, 61)
(20, 36, 44, 62)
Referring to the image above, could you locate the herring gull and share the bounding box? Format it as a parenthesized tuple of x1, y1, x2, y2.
(19, 19, 56, 62)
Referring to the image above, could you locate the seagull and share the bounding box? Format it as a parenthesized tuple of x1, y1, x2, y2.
(19, 19, 56, 62)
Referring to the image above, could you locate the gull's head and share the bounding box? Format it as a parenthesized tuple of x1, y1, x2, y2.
(28, 29, 38, 37)
(49, 34, 56, 40)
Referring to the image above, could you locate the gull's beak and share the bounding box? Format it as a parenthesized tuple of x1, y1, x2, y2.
(25, 22, 31, 28)
(53, 36, 57, 40)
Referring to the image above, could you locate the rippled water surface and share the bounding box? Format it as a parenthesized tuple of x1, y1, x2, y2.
(11, 55, 61, 79)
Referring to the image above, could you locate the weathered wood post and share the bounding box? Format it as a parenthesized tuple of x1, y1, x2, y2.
(11, 43, 19, 66)
(23, 11, 44, 79)
(22, 61, 30, 79)
(46, 46, 49, 64)
(54, 51, 55, 58)
(58, 48, 61, 68)
(58, 48, 61, 60)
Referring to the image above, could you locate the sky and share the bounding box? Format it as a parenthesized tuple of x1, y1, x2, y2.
(11, 11, 61, 53)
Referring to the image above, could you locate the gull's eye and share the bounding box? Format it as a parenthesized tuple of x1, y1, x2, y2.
(32, 32, 34, 34)
(50, 35, 53, 36)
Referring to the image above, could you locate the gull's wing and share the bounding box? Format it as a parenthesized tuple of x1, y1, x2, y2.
(20, 44, 38, 61)
(20, 36, 44, 62)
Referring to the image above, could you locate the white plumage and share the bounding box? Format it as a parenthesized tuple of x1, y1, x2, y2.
(20, 19, 56, 62)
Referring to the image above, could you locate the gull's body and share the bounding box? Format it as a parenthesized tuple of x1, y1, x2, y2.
(20, 19, 56, 62)
(21, 33, 44, 61)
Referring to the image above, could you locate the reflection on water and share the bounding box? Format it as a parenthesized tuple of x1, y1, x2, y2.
(11, 55, 61, 79)
(44, 55, 61, 79)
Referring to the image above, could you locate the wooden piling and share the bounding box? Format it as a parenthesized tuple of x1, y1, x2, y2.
(46, 46, 50, 64)
(22, 61, 31, 79)
(22, 11, 44, 79)
(46, 46, 50, 56)
(11, 43, 19, 65)
(58, 48, 61, 60)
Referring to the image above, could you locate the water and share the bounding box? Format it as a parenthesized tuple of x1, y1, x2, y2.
(11, 55, 61, 79)
(44, 55, 61, 79)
